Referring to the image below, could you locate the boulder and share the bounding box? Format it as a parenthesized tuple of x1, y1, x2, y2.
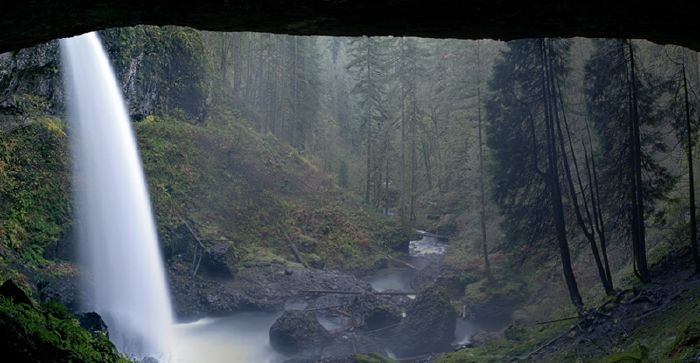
(297, 235, 319, 253)
(76, 312, 109, 337)
(37, 273, 82, 311)
(391, 285, 457, 357)
(321, 333, 385, 359)
(470, 330, 503, 347)
(269, 310, 331, 355)
(0, 280, 32, 306)
(306, 254, 325, 270)
(199, 241, 238, 279)
(512, 309, 534, 326)
(349, 293, 402, 331)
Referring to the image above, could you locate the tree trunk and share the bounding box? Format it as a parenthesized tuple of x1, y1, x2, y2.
(365, 41, 372, 205)
(541, 39, 583, 310)
(232, 33, 242, 95)
(384, 157, 390, 215)
(628, 40, 651, 283)
(548, 53, 613, 294)
(475, 42, 492, 278)
(400, 78, 407, 225)
(683, 64, 700, 274)
(410, 104, 417, 223)
(245, 35, 254, 101)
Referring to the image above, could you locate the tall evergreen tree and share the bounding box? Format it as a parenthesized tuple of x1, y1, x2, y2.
(584, 39, 674, 283)
(487, 39, 583, 309)
(346, 36, 392, 205)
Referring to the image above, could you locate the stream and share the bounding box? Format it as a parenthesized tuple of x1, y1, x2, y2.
(369, 230, 447, 292)
(169, 231, 464, 363)
(369, 231, 479, 346)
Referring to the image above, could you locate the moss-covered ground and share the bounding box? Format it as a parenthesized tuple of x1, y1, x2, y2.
(0, 296, 130, 362)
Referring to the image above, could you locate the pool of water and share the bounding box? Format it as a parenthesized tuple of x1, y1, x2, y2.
(171, 312, 285, 363)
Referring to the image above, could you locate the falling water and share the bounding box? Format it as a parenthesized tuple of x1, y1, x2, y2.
(61, 32, 174, 359)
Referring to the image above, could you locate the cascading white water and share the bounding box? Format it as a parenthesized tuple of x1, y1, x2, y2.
(61, 32, 174, 359)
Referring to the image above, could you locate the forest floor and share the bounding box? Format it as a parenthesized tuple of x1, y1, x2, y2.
(438, 247, 700, 362)
(531, 247, 700, 362)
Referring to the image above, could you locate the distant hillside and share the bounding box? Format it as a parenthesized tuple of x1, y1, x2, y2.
(137, 112, 404, 272)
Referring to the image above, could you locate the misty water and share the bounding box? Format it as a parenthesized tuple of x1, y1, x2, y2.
(171, 313, 284, 363)
(62, 32, 174, 359)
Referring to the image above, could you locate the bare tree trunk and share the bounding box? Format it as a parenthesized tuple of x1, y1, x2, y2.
(549, 56, 613, 294)
(475, 42, 492, 278)
(384, 157, 390, 215)
(232, 33, 242, 95)
(410, 105, 417, 223)
(400, 79, 407, 225)
(365, 41, 372, 205)
(541, 39, 583, 310)
(219, 33, 229, 84)
(245, 35, 254, 101)
(628, 40, 651, 283)
(422, 139, 433, 190)
(683, 63, 700, 274)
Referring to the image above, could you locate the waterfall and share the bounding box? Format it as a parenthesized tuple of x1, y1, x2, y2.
(61, 32, 174, 359)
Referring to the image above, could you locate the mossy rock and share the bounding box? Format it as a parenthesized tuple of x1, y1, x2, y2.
(668, 322, 700, 360)
(0, 296, 130, 362)
(374, 219, 413, 252)
(297, 235, 319, 253)
(600, 344, 650, 363)
(355, 353, 395, 363)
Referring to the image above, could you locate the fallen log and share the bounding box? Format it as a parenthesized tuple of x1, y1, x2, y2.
(384, 254, 417, 270)
(535, 315, 579, 325)
(415, 230, 448, 240)
(278, 227, 309, 268)
(299, 289, 416, 296)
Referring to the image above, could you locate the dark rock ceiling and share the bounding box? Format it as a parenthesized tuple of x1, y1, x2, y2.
(1, 0, 699, 53)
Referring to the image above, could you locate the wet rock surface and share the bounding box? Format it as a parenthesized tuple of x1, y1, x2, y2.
(269, 310, 331, 355)
(0, 280, 33, 306)
(391, 285, 457, 357)
(197, 240, 238, 279)
(349, 292, 402, 331)
(470, 329, 503, 347)
(76, 312, 109, 337)
(168, 261, 373, 319)
(37, 273, 82, 311)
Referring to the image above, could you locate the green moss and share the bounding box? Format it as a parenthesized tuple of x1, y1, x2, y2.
(595, 287, 700, 363)
(355, 353, 395, 363)
(0, 297, 130, 362)
(0, 116, 70, 264)
(437, 319, 571, 363)
(463, 275, 527, 306)
(599, 344, 650, 363)
(100, 26, 210, 122)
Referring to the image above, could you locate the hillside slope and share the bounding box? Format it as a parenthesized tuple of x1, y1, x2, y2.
(138, 113, 400, 272)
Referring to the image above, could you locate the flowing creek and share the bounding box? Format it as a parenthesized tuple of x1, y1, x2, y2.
(368, 231, 480, 346)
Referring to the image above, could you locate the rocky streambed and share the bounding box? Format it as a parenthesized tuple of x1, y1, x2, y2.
(189, 232, 470, 362)
(37, 231, 495, 362)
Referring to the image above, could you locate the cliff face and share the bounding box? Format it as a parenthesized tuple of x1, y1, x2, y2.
(0, 26, 208, 121)
(0, 41, 63, 116)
